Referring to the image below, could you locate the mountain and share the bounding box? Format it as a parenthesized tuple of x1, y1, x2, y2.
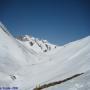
(0, 22, 90, 90)
(16, 35, 57, 53)
(0, 22, 39, 87)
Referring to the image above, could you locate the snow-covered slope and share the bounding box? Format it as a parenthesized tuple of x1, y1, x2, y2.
(12, 35, 90, 90)
(45, 70, 90, 90)
(0, 22, 39, 87)
(16, 35, 57, 53)
(0, 22, 90, 90)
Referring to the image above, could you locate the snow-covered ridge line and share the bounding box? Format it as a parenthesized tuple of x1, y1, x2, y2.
(16, 35, 57, 53)
(0, 22, 12, 36)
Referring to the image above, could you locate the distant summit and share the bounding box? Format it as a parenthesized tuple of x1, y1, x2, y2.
(16, 35, 57, 53)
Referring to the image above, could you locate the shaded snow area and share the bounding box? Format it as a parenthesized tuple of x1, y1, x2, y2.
(0, 22, 90, 90)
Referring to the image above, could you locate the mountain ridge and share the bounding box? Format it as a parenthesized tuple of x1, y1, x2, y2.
(16, 35, 57, 53)
(0, 22, 90, 90)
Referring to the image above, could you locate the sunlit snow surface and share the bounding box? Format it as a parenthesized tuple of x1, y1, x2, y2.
(0, 23, 90, 90)
(45, 71, 90, 90)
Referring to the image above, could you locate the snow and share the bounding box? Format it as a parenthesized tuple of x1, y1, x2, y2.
(16, 35, 56, 53)
(0, 22, 39, 87)
(0, 22, 90, 90)
(44, 70, 90, 90)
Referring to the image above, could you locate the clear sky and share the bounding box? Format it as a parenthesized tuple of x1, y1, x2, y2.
(0, 0, 90, 45)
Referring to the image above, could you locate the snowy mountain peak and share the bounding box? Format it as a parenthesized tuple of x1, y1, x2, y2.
(16, 35, 57, 53)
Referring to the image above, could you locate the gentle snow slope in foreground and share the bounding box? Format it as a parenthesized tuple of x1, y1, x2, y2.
(45, 70, 90, 90)
(0, 23, 90, 90)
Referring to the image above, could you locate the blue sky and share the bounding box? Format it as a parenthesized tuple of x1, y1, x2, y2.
(0, 0, 90, 45)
